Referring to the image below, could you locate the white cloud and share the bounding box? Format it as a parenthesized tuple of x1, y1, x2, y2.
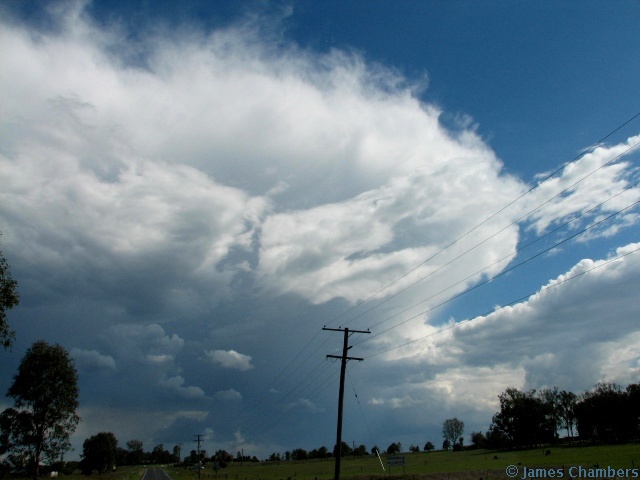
(159, 375, 207, 399)
(70, 347, 116, 371)
(371, 243, 640, 415)
(107, 324, 184, 359)
(524, 137, 640, 236)
(1, 3, 640, 459)
(205, 349, 254, 371)
(215, 389, 243, 401)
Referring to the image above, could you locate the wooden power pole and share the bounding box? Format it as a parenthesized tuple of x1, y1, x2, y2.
(323, 327, 370, 480)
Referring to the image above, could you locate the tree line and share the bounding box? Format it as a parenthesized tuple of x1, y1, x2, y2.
(472, 384, 640, 449)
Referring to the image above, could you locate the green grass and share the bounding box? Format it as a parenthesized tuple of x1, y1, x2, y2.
(160, 444, 640, 480)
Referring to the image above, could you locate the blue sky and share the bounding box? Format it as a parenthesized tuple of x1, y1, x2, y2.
(1, 0, 640, 462)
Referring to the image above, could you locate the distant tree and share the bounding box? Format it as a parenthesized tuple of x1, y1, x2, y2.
(353, 444, 367, 457)
(558, 390, 577, 441)
(470, 431, 486, 449)
(484, 424, 508, 449)
(442, 418, 465, 447)
(386, 443, 400, 454)
(423, 441, 434, 452)
(214, 450, 232, 467)
(409, 444, 420, 453)
(0, 245, 20, 349)
(309, 446, 330, 459)
(371, 446, 380, 456)
(452, 437, 464, 451)
(333, 442, 352, 458)
(291, 448, 308, 461)
(489, 388, 555, 448)
(150, 444, 173, 464)
(173, 445, 181, 463)
(626, 383, 640, 438)
(575, 383, 635, 443)
(442, 439, 450, 450)
(538, 387, 561, 440)
(126, 440, 144, 465)
(80, 432, 118, 474)
(0, 341, 79, 479)
(116, 447, 128, 467)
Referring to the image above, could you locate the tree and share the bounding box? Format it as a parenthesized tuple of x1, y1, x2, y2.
(126, 440, 144, 465)
(558, 390, 577, 441)
(386, 443, 400, 454)
(575, 383, 635, 443)
(333, 442, 352, 458)
(353, 444, 367, 457)
(423, 441, 434, 452)
(0, 341, 80, 479)
(173, 445, 181, 464)
(538, 387, 561, 440)
(80, 432, 118, 474)
(291, 448, 308, 461)
(489, 388, 555, 448)
(0, 246, 20, 349)
(213, 450, 232, 468)
(442, 418, 464, 447)
(470, 431, 486, 449)
(442, 439, 450, 450)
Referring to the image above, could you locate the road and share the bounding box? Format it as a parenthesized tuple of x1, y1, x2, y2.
(141, 467, 175, 480)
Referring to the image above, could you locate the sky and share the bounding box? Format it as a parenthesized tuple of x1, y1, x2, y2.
(1, 0, 640, 462)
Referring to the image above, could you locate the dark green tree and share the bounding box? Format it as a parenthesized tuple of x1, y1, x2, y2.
(80, 432, 118, 474)
(489, 388, 555, 448)
(423, 441, 434, 452)
(575, 383, 635, 443)
(125, 440, 144, 465)
(470, 431, 486, 449)
(442, 418, 464, 447)
(0, 246, 20, 349)
(385, 442, 400, 454)
(291, 448, 308, 461)
(0, 341, 80, 479)
(333, 441, 352, 457)
(558, 390, 577, 441)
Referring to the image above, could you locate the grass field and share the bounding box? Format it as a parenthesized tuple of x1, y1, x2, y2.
(156, 444, 640, 480)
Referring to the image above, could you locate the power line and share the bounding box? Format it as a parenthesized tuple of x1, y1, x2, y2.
(339, 138, 640, 330)
(363, 244, 640, 360)
(228, 113, 640, 454)
(323, 112, 640, 329)
(361, 176, 640, 334)
(323, 327, 370, 480)
(351, 198, 640, 350)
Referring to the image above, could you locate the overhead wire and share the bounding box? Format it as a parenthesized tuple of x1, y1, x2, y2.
(363, 244, 640, 360)
(351, 197, 640, 349)
(229, 111, 640, 453)
(323, 111, 640, 329)
(360, 173, 640, 334)
(339, 138, 640, 331)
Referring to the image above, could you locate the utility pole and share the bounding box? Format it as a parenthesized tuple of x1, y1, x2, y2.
(323, 327, 370, 480)
(194, 434, 205, 479)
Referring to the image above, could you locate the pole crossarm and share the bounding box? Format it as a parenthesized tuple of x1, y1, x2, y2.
(326, 354, 364, 361)
(322, 327, 371, 334)
(323, 326, 370, 480)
